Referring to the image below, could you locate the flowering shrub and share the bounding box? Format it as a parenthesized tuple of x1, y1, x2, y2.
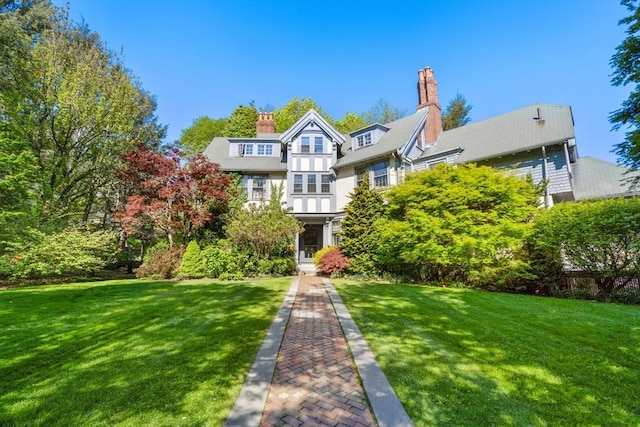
(318, 248, 349, 275)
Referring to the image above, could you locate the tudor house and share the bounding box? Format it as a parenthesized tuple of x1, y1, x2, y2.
(203, 66, 637, 266)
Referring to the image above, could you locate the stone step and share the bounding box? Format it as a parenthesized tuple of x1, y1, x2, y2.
(297, 263, 318, 276)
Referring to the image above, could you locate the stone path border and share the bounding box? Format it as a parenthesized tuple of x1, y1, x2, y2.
(324, 278, 414, 427)
(224, 276, 414, 427)
(224, 278, 299, 427)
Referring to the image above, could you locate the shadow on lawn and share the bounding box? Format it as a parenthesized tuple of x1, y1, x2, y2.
(337, 281, 640, 426)
(0, 279, 287, 426)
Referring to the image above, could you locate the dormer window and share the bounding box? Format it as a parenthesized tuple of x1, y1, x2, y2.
(257, 144, 273, 156)
(301, 137, 310, 153)
(357, 132, 372, 148)
(244, 144, 253, 155)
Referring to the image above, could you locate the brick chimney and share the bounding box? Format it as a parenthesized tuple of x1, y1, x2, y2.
(256, 112, 276, 134)
(416, 66, 442, 144)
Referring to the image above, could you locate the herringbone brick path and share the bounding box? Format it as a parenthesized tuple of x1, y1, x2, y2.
(261, 276, 376, 427)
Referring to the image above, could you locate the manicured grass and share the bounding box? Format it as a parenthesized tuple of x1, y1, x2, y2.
(333, 280, 640, 426)
(0, 278, 291, 426)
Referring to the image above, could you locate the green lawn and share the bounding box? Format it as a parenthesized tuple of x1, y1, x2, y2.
(0, 278, 291, 426)
(333, 280, 640, 426)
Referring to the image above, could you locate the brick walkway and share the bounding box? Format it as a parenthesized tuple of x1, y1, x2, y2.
(261, 276, 377, 427)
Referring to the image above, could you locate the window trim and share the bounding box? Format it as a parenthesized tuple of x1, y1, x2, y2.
(308, 174, 316, 193)
(321, 174, 331, 193)
(300, 137, 310, 153)
(293, 174, 303, 193)
(314, 136, 323, 153)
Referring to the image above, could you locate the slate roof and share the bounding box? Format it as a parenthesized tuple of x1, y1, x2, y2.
(202, 137, 287, 172)
(333, 109, 427, 169)
(420, 103, 575, 163)
(572, 156, 640, 200)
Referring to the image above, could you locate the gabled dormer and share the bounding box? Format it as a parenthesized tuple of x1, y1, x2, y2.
(349, 124, 389, 152)
(279, 109, 346, 153)
(228, 138, 281, 158)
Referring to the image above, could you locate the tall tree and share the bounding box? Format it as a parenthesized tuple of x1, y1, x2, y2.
(1, 4, 165, 229)
(339, 174, 386, 274)
(273, 98, 332, 132)
(442, 93, 473, 130)
(223, 103, 259, 137)
(334, 112, 368, 134)
(178, 116, 227, 157)
(361, 98, 406, 125)
(611, 0, 640, 188)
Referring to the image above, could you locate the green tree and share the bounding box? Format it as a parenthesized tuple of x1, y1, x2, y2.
(610, 0, 640, 188)
(1, 4, 165, 229)
(442, 93, 473, 130)
(178, 116, 227, 157)
(225, 184, 303, 259)
(533, 197, 640, 294)
(339, 174, 385, 274)
(179, 240, 206, 278)
(223, 103, 259, 137)
(334, 112, 368, 134)
(376, 164, 539, 285)
(273, 98, 332, 132)
(361, 98, 406, 125)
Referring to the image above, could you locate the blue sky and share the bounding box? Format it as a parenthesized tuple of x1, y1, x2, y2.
(55, 0, 627, 163)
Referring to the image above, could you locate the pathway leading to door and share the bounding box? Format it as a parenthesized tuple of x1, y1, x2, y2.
(224, 276, 413, 427)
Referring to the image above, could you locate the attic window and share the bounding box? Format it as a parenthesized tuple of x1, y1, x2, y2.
(244, 144, 253, 155)
(357, 132, 372, 148)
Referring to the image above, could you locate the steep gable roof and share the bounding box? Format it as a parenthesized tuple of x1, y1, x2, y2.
(279, 109, 346, 145)
(334, 109, 427, 169)
(420, 103, 575, 163)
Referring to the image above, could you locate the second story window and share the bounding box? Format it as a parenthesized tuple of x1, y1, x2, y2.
(308, 175, 316, 193)
(294, 174, 303, 193)
(314, 137, 323, 153)
(321, 175, 331, 193)
(301, 137, 310, 153)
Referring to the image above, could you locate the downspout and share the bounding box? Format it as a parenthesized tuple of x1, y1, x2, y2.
(541, 145, 552, 208)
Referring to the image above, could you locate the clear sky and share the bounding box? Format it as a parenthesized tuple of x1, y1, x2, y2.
(54, 0, 627, 163)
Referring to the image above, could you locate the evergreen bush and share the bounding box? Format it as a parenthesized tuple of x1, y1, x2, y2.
(179, 241, 206, 278)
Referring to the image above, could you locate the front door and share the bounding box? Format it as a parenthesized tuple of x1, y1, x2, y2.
(299, 225, 322, 262)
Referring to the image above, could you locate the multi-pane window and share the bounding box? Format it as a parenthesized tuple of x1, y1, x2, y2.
(294, 174, 303, 193)
(300, 137, 310, 153)
(308, 175, 316, 193)
(242, 175, 268, 200)
(321, 175, 331, 193)
(314, 137, 323, 153)
(372, 161, 388, 188)
(257, 144, 273, 156)
(244, 144, 253, 155)
(356, 132, 372, 148)
(356, 167, 367, 187)
(252, 176, 266, 200)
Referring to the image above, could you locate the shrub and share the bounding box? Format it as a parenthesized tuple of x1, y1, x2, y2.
(201, 242, 251, 278)
(257, 257, 297, 276)
(179, 241, 206, 278)
(136, 247, 185, 279)
(318, 248, 349, 275)
(314, 245, 337, 267)
(347, 252, 378, 276)
(3, 229, 117, 279)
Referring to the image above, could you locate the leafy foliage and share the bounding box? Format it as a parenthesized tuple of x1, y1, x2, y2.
(610, 0, 640, 188)
(179, 240, 206, 278)
(362, 98, 406, 125)
(318, 248, 349, 275)
(442, 93, 473, 130)
(273, 98, 332, 132)
(1, 5, 165, 229)
(333, 112, 368, 134)
(1, 229, 116, 279)
(533, 197, 640, 295)
(257, 257, 297, 276)
(225, 184, 303, 259)
(313, 245, 338, 267)
(376, 164, 539, 285)
(115, 144, 233, 248)
(178, 116, 227, 157)
(135, 247, 185, 279)
(223, 103, 258, 137)
(201, 243, 252, 278)
(340, 174, 385, 275)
